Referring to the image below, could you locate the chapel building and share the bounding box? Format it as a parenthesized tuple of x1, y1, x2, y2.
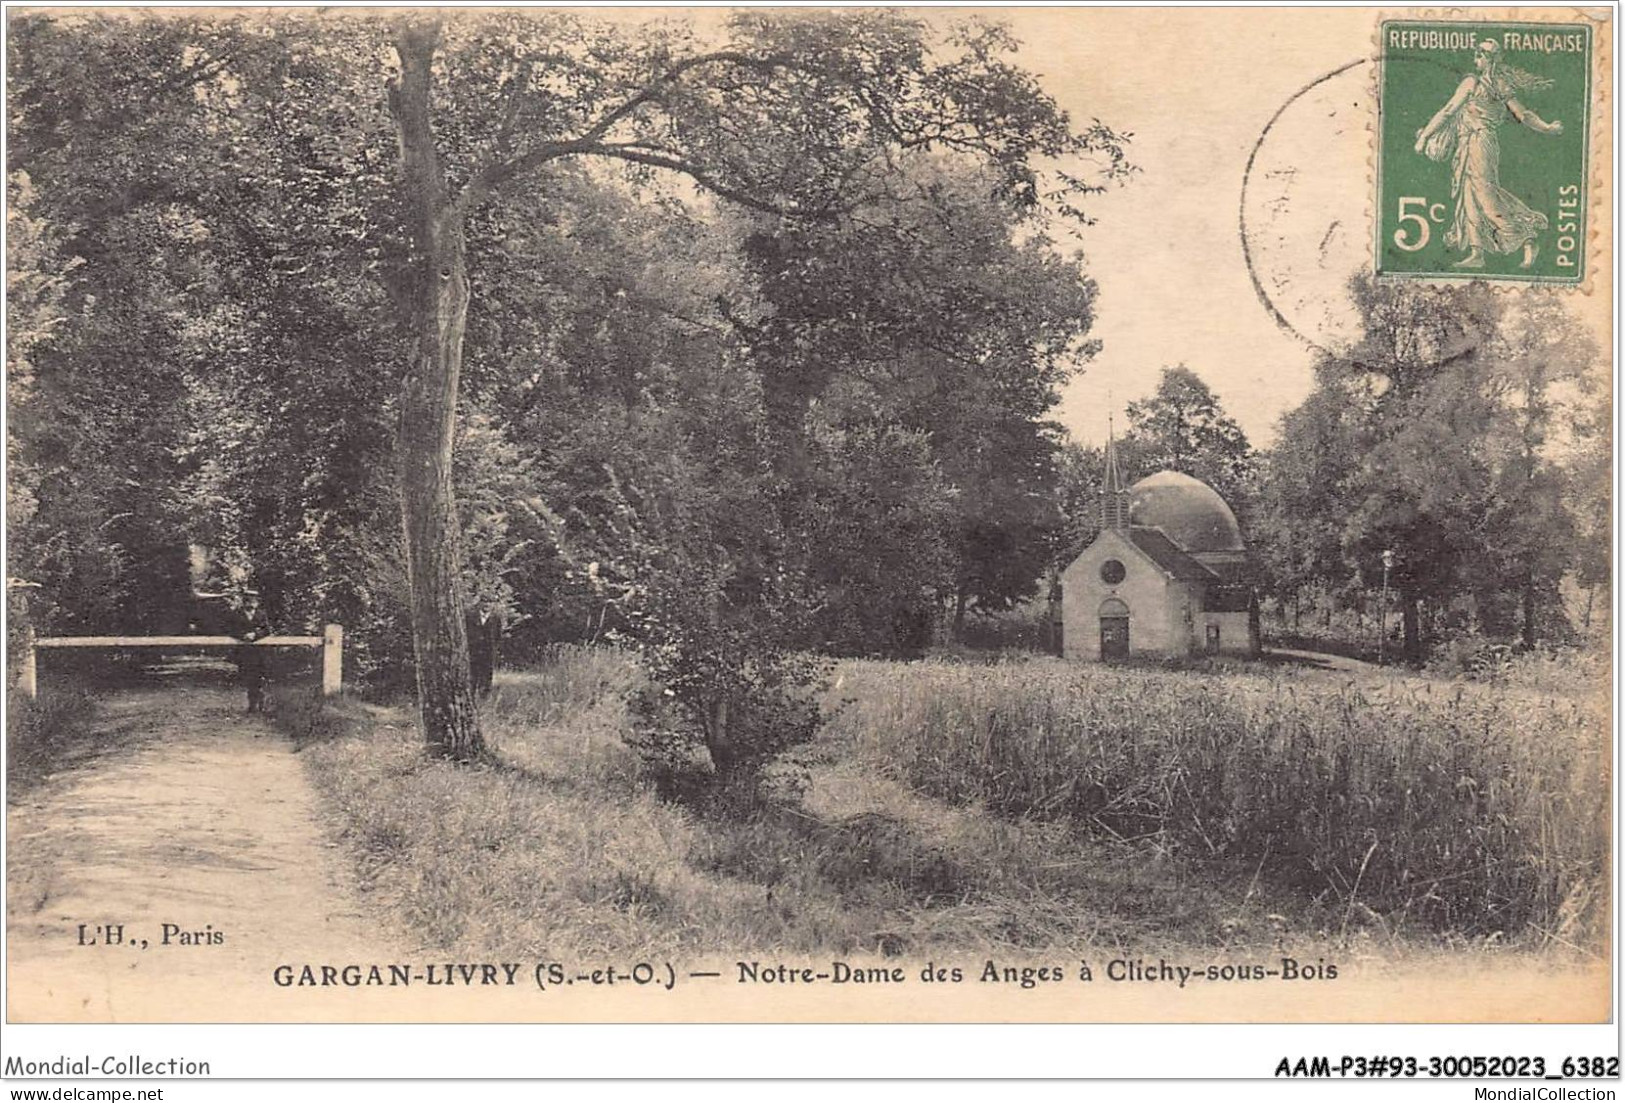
(1060, 433, 1259, 661)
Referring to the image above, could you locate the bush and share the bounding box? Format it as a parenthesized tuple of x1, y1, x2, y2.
(1264, 630, 1381, 665)
(1494, 646, 1608, 697)
(953, 602, 1055, 654)
(828, 658, 1608, 940)
(630, 656, 824, 808)
(1427, 638, 1605, 696)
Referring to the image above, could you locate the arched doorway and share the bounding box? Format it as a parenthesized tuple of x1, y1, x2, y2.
(1099, 597, 1130, 659)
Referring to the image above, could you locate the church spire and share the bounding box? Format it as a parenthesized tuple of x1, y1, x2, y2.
(1102, 413, 1129, 530)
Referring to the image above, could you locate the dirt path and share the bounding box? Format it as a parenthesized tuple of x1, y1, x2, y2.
(6, 685, 400, 1021)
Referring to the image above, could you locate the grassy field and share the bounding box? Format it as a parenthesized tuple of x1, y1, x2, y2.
(294, 646, 1609, 963)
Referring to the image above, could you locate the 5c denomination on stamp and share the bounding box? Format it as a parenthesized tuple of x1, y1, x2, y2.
(1377, 19, 1593, 283)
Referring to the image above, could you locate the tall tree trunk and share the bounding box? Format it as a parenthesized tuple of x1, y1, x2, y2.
(1401, 591, 1422, 665)
(952, 581, 969, 643)
(390, 21, 483, 761)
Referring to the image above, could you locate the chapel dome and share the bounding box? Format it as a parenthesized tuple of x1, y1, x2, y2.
(1128, 470, 1246, 554)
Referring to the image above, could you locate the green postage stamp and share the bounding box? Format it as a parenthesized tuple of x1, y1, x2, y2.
(1377, 20, 1592, 283)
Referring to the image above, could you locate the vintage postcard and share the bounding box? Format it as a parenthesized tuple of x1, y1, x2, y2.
(2, 3, 1614, 1055)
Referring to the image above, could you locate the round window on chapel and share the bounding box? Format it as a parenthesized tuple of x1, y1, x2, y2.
(1100, 559, 1126, 585)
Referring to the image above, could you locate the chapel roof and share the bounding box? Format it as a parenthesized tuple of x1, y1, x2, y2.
(1128, 471, 1247, 554)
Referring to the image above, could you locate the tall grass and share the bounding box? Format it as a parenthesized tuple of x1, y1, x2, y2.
(828, 658, 1608, 942)
(300, 648, 893, 958)
(1426, 640, 1609, 699)
(1496, 646, 1608, 698)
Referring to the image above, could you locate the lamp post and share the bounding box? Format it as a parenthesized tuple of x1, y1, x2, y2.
(1378, 549, 1395, 665)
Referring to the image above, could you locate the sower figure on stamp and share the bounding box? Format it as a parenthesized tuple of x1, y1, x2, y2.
(1414, 39, 1564, 269)
(232, 626, 270, 714)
